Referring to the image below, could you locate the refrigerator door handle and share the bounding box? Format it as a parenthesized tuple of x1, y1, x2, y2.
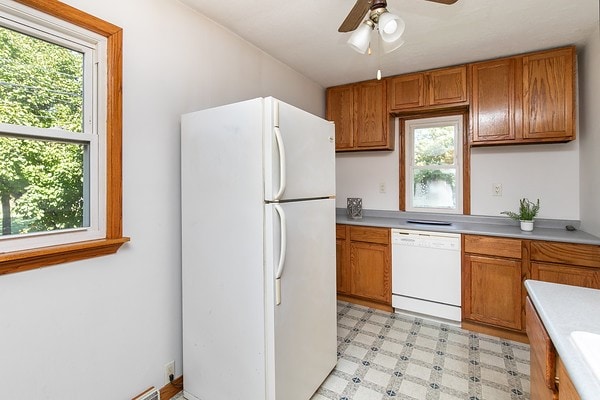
(272, 101, 287, 200)
(273, 127, 286, 200)
(274, 204, 287, 305)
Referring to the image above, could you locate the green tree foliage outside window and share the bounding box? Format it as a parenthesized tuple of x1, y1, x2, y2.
(413, 126, 456, 199)
(0, 26, 85, 236)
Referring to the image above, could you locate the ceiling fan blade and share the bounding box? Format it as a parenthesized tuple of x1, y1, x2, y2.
(424, 0, 459, 4)
(338, 0, 373, 33)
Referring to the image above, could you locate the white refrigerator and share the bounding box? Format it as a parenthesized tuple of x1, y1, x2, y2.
(181, 97, 337, 400)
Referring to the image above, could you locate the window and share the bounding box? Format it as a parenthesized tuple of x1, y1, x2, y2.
(0, 0, 127, 275)
(405, 115, 463, 214)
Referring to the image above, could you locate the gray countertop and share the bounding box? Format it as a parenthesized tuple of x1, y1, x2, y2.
(525, 280, 600, 400)
(336, 209, 600, 245)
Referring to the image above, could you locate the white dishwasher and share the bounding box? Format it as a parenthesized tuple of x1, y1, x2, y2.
(391, 228, 461, 322)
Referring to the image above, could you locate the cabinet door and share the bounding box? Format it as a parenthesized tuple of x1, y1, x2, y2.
(388, 73, 425, 111)
(326, 85, 355, 150)
(336, 237, 350, 294)
(522, 47, 575, 140)
(428, 66, 467, 106)
(526, 298, 557, 400)
(354, 80, 389, 149)
(557, 358, 582, 400)
(470, 58, 518, 143)
(350, 241, 391, 304)
(531, 262, 600, 289)
(463, 254, 523, 330)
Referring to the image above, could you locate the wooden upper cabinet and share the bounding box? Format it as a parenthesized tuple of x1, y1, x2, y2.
(355, 81, 389, 148)
(522, 47, 575, 141)
(470, 46, 576, 146)
(388, 73, 425, 110)
(428, 66, 468, 106)
(326, 84, 354, 150)
(470, 58, 519, 143)
(329, 45, 576, 150)
(326, 80, 392, 152)
(388, 65, 467, 112)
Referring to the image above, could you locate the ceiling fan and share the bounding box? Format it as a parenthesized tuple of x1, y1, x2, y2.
(339, 0, 458, 54)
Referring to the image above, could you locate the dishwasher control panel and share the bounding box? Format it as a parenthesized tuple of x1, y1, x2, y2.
(391, 229, 460, 250)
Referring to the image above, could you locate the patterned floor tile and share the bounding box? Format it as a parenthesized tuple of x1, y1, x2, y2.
(177, 301, 530, 400)
(311, 301, 530, 400)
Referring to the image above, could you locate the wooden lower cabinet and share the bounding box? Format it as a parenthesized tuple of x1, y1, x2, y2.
(532, 262, 600, 289)
(527, 297, 582, 400)
(463, 236, 600, 342)
(336, 224, 391, 311)
(526, 297, 557, 400)
(463, 254, 523, 330)
(350, 241, 390, 303)
(336, 225, 350, 294)
(462, 235, 525, 339)
(530, 241, 600, 290)
(557, 358, 582, 400)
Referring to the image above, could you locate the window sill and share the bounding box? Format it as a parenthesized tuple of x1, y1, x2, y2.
(0, 237, 130, 276)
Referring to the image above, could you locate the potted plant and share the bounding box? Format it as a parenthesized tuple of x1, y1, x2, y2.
(501, 198, 540, 231)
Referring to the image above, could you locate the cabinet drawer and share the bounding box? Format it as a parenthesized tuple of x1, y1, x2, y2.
(531, 241, 600, 269)
(464, 235, 522, 259)
(350, 226, 389, 245)
(336, 224, 347, 240)
(531, 262, 600, 289)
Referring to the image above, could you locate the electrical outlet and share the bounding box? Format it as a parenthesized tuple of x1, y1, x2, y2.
(164, 360, 175, 385)
(493, 183, 502, 197)
(379, 183, 386, 194)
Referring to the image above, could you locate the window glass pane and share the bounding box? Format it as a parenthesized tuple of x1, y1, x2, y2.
(0, 136, 86, 236)
(412, 168, 456, 209)
(0, 26, 84, 132)
(413, 125, 455, 166)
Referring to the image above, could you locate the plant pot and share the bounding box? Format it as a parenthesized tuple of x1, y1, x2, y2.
(520, 220, 534, 232)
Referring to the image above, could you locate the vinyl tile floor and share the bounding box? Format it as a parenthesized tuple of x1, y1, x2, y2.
(311, 302, 530, 400)
(176, 301, 531, 400)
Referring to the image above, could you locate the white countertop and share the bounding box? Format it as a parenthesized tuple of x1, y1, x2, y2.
(525, 280, 600, 400)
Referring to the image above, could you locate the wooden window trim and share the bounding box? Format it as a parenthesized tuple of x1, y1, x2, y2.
(0, 0, 129, 276)
(399, 109, 471, 214)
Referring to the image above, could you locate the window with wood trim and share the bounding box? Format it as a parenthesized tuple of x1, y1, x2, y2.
(0, 0, 128, 275)
(404, 115, 464, 214)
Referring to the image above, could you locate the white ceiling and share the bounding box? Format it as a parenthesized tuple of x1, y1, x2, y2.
(180, 0, 600, 88)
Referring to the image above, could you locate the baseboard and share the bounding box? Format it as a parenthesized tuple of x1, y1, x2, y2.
(461, 321, 529, 344)
(159, 375, 183, 400)
(337, 294, 393, 312)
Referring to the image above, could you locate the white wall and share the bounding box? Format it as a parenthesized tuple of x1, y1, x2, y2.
(336, 122, 400, 211)
(336, 123, 580, 219)
(0, 1, 324, 399)
(470, 142, 579, 219)
(579, 26, 600, 236)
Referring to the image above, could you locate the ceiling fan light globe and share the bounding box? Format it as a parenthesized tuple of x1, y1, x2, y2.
(347, 21, 373, 54)
(383, 20, 397, 34)
(382, 38, 405, 54)
(378, 12, 405, 43)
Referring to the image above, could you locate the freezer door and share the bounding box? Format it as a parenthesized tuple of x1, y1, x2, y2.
(264, 199, 337, 400)
(264, 97, 336, 201)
